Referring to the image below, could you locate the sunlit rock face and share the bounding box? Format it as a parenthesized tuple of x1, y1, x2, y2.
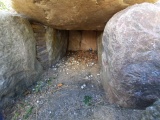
(102, 2, 160, 109)
(12, 0, 157, 30)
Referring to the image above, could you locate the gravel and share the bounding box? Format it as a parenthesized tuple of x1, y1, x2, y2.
(4, 51, 143, 120)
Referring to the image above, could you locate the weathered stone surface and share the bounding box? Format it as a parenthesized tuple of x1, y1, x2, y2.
(81, 31, 97, 51)
(50, 29, 68, 65)
(12, 0, 157, 30)
(68, 31, 82, 51)
(102, 3, 160, 109)
(31, 22, 68, 68)
(68, 30, 98, 51)
(141, 99, 160, 120)
(0, 12, 43, 108)
(97, 31, 103, 67)
(31, 22, 49, 68)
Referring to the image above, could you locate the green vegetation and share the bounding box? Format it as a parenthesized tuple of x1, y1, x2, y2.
(83, 96, 92, 106)
(12, 102, 34, 120)
(35, 81, 44, 93)
(23, 106, 34, 119)
(0, 1, 8, 10)
(46, 77, 52, 85)
(34, 77, 55, 93)
(13, 112, 19, 120)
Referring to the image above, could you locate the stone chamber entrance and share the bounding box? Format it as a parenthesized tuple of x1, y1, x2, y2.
(31, 21, 103, 69)
(1, 0, 160, 119)
(3, 21, 143, 120)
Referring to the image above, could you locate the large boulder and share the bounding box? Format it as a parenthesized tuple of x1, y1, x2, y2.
(141, 100, 160, 120)
(102, 3, 160, 109)
(12, 0, 157, 30)
(0, 12, 43, 108)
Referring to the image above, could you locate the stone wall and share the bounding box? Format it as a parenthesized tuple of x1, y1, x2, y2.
(31, 22, 103, 68)
(31, 22, 48, 68)
(68, 30, 103, 51)
(31, 22, 68, 69)
(97, 32, 103, 67)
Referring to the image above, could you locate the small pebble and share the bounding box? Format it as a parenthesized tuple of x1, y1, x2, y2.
(81, 84, 86, 89)
(84, 76, 89, 80)
(53, 68, 57, 71)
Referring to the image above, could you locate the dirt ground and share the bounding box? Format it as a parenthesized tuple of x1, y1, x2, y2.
(4, 51, 144, 120)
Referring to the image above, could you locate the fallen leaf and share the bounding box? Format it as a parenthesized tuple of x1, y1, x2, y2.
(24, 90, 30, 95)
(57, 83, 63, 87)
